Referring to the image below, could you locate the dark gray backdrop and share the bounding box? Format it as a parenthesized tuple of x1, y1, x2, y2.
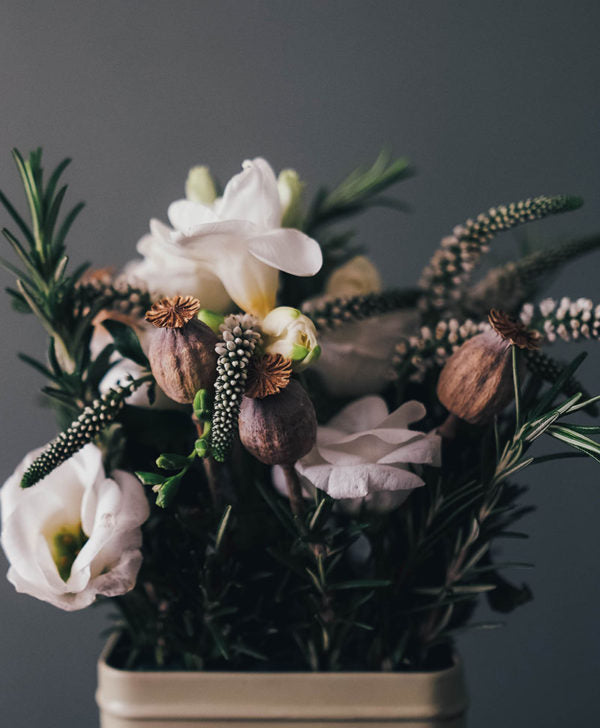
(1, 2, 599, 725)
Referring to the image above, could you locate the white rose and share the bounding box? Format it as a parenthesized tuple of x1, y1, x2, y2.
(123, 158, 322, 317)
(1, 444, 149, 611)
(262, 306, 321, 370)
(293, 396, 441, 504)
(313, 309, 419, 397)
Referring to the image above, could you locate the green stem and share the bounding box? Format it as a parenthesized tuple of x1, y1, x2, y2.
(512, 345, 521, 433)
(282, 463, 305, 522)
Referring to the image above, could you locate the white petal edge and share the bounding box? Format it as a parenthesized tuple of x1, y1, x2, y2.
(248, 228, 323, 276)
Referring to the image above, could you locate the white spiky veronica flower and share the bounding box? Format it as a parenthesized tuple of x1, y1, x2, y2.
(124, 158, 322, 317)
(0, 444, 149, 611)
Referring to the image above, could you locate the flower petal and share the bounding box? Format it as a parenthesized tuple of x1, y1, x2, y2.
(247, 228, 322, 276)
(326, 396, 388, 434)
(168, 199, 219, 233)
(320, 463, 424, 499)
(379, 400, 427, 430)
(216, 158, 282, 229)
(378, 433, 442, 466)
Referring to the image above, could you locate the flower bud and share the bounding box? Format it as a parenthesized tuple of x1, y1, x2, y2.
(145, 296, 218, 404)
(262, 306, 320, 371)
(278, 169, 304, 228)
(238, 380, 317, 465)
(185, 165, 217, 204)
(325, 255, 382, 298)
(436, 310, 540, 425)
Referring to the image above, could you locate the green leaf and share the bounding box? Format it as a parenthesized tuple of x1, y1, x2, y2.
(547, 425, 600, 463)
(43, 184, 67, 243)
(155, 472, 185, 508)
(40, 386, 78, 408)
(135, 471, 165, 486)
(12, 149, 43, 250)
(101, 319, 149, 368)
(451, 583, 496, 594)
(54, 201, 85, 249)
(215, 505, 233, 552)
(18, 352, 60, 382)
(85, 343, 116, 391)
(328, 579, 392, 591)
(156, 452, 191, 469)
(43, 157, 71, 209)
(567, 394, 600, 414)
(564, 424, 600, 434)
(0, 189, 34, 246)
(6, 286, 31, 313)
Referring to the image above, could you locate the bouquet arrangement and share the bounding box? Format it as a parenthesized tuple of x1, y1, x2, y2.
(1, 149, 599, 672)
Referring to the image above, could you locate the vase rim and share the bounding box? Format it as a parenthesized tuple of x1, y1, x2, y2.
(97, 634, 469, 722)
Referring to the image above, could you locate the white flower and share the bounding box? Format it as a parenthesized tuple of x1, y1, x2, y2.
(262, 306, 320, 370)
(124, 158, 322, 317)
(313, 309, 419, 397)
(1, 444, 149, 611)
(293, 396, 441, 503)
(325, 255, 382, 298)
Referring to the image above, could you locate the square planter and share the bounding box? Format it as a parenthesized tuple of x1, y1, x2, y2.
(96, 636, 468, 727)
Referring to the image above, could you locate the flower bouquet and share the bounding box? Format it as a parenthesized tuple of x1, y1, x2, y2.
(1, 149, 599, 719)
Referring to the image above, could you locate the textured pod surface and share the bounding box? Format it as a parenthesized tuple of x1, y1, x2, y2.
(436, 331, 521, 424)
(148, 320, 218, 404)
(239, 380, 317, 465)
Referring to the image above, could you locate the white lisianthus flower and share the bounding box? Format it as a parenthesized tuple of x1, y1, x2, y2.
(262, 306, 321, 370)
(313, 309, 419, 397)
(325, 255, 383, 298)
(0, 444, 149, 611)
(293, 396, 441, 503)
(124, 158, 322, 318)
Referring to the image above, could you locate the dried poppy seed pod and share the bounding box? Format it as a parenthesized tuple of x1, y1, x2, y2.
(145, 296, 218, 404)
(238, 380, 317, 465)
(436, 310, 541, 425)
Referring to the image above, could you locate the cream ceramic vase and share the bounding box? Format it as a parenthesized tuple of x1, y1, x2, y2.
(96, 637, 468, 728)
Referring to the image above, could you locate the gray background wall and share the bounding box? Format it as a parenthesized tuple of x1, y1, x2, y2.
(1, 1, 599, 725)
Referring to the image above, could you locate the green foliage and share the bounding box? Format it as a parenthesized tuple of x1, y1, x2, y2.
(281, 151, 413, 305)
(0, 149, 143, 415)
(4, 147, 600, 674)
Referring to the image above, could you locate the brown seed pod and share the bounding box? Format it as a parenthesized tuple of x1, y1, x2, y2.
(146, 297, 218, 404)
(238, 380, 317, 465)
(436, 312, 532, 425)
(246, 353, 293, 399)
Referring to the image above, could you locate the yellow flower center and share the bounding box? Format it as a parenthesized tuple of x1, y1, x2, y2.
(48, 523, 88, 582)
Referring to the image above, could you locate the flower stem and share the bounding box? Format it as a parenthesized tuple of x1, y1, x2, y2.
(512, 345, 521, 433)
(202, 457, 221, 510)
(281, 463, 305, 520)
